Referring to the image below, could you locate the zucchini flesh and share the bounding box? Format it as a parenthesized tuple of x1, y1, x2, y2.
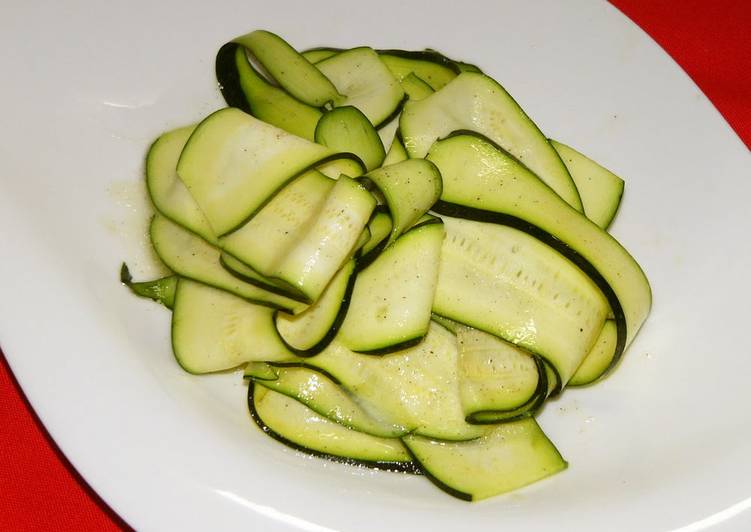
(428, 133, 652, 373)
(456, 327, 545, 423)
(400, 72, 434, 101)
(403, 417, 566, 501)
(176, 108, 360, 235)
(249, 384, 417, 472)
(338, 221, 444, 354)
(219, 170, 335, 294)
(315, 106, 385, 171)
(362, 158, 442, 243)
(232, 30, 343, 107)
(316, 47, 405, 128)
(250, 364, 406, 438)
(120, 263, 177, 309)
(569, 319, 618, 386)
(310, 322, 486, 441)
(434, 216, 608, 386)
(377, 50, 459, 91)
(216, 43, 322, 141)
(274, 260, 355, 355)
(145, 124, 217, 243)
(551, 139, 625, 229)
(382, 134, 408, 166)
(150, 215, 307, 314)
(270, 175, 376, 302)
(359, 210, 392, 257)
(400, 72, 582, 211)
(171, 279, 295, 374)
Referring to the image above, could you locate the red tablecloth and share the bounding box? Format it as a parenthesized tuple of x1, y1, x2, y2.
(1, 2, 749, 530)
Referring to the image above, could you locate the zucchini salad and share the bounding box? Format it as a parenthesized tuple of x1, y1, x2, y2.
(122, 29, 652, 501)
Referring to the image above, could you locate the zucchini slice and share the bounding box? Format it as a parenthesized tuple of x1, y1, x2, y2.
(270, 175, 376, 302)
(456, 326, 547, 423)
(362, 158, 442, 243)
(249, 384, 417, 472)
(434, 215, 609, 386)
(216, 43, 322, 140)
(400, 72, 435, 101)
(176, 107, 362, 235)
(359, 209, 393, 257)
(274, 260, 356, 355)
(150, 215, 307, 314)
(403, 417, 567, 501)
(219, 170, 335, 298)
(338, 220, 444, 354)
(382, 134, 408, 166)
(145, 124, 217, 243)
(400, 72, 582, 211)
(569, 319, 618, 386)
(315, 106, 386, 171)
(250, 364, 406, 438)
(550, 139, 625, 229)
(231, 30, 343, 107)
(316, 47, 405, 128)
(310, 322, 487, 441)
(171, 279, 295, 373)
(428, 133, 652, 375)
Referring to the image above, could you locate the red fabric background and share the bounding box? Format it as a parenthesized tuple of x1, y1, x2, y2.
(1, 2, 748, 530)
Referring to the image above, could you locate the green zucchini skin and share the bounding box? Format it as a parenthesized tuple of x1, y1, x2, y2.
(120, 263, 177, 309)
(216, 42, 253, 114)
(432, 200, 627, 377)
(247, 382, 421, 474)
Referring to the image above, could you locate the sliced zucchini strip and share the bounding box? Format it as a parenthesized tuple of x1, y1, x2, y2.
(428, 133, 652, 376)
(316, 47, 405, 128)
(551, 139, 625, 229)
(403, 417, 566, 501)
(274, 260, 356, 355)
(359, 209, 392, 257)
(219, 170, 335, 296)
(216, 43, 322, 140)
(150, 215, 307, 314)
(400, 72, 582, 211)
(310, 322, 487, 441)
(177, 108, 362, 235)
(171, 279, 295, 373)
(338, 221, 444, 354)
(231, 30, 343, 107)
(456, 327, 546, 423)
(250, 364, 406, 438)
(362, 158, 442, 243)
(145, 124, 218, 243)
(315, 106, 386, 171)
(400, 72, 435, 101)
(249, 384, 418, 472)
(382, 134, 408, 166)
(434, 216, 609, 386)
(269, 175, 376, 302)
(569, 319, 618, 386)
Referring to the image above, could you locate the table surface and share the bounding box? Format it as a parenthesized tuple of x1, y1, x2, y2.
(1, 1, 749, 530)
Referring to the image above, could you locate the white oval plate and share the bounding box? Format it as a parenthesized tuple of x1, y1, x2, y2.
(2, 1, 750, 530)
